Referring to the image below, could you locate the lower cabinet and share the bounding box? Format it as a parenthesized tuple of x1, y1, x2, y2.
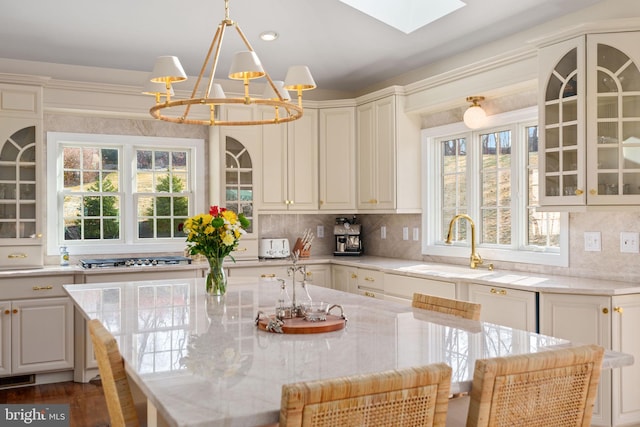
(355, 267, 385, 300)
(383, 273, 456, 306)
(331, 265, 358, 294)
(540, 293, 640, 427)
(0, 275, 75, 379)
(466, 283, 537, 332)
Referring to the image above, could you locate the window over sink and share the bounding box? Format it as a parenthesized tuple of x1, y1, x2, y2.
(46, 132, 204, 256)
(422, 107, 568, 267)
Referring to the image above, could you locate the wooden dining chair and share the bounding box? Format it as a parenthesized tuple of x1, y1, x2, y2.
(278, 363, 452, 427)
(88, 319, 141, 427)
(412, 293, 481, 321)
(462, 344, 605, 427)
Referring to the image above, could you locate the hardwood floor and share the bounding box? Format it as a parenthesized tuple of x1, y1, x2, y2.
(0, 381, 110, 427)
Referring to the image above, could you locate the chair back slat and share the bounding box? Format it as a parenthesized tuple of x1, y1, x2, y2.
(280, 363, 452, 427)
(412, 293, 481, 321)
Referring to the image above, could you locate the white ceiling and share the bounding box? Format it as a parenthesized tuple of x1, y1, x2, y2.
(0, 0, 604, 96)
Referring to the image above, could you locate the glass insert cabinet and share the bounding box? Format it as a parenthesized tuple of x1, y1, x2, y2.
(539, 31, 640, 207)
(0, 84, 43, 268)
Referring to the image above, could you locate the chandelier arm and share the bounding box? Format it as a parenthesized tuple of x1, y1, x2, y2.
(205, 21, 228, 99)
(181, 22, 225, 121)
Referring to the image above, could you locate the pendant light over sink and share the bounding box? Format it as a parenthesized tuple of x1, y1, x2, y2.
(147, 0, 315, 127)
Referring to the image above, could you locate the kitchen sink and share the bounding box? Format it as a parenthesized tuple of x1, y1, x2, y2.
(395, 263, 495, 279)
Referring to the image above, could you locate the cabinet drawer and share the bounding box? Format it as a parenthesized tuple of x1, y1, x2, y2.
(357, 269, 384, 291)
(384, 274, 456, 300)
(0, 275, 74, 299)
(0, 245, 43, 270)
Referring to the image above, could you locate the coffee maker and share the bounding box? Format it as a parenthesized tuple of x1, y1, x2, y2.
(333, 216, 363, 256)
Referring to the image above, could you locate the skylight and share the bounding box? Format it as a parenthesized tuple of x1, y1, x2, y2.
(339, 0, 466, 34)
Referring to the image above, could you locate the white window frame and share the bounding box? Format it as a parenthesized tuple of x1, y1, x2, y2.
(421, 107, 568, 267)
(46, 132, 205, 256)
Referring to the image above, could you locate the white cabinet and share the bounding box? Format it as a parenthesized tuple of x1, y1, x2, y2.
(538, 31, 640, 208)
(331, 264, 358, 294)
(305, 264, 331, 288)
(0, 84, 44, 268)
(260, 109, 318, 211)
(81, 267, 203, 284)
(356, 94, 421, 212)
(540, 292, 640, 426)
(383, 273, 456, 306)
(355, 267, 384, 299)
(0, 275, 74, 378)
(319, 107, 356, 211)
(467, 283, 537, 332)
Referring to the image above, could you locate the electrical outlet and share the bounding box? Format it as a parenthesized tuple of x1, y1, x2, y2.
(316, 225, 324, 238)
(402, 227, 409, 241)
(584, 231, 601, 252)
(620, 231, 639, 253)
(380, 226, 386, 240)
(412, 227, 420, 241)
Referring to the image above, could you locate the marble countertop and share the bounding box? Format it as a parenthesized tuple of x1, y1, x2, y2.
(64, 277, 633, 427)
(4, 253, 640, 295)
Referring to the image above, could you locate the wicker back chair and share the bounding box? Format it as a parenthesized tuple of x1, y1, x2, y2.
(412, 293, 481, 321)
(279, 363, 452, 427)
(88, 319, 141, 427)
(466, 344, 605, 427)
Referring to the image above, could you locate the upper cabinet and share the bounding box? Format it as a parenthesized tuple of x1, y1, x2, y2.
(539, 31, 640, 208)
(0, 84, 43, 269)
(319, 107, 356, 211)
(356, 94, 421, 212)
(259, 108, 318, 211)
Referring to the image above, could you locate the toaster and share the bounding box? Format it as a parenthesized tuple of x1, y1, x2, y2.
(259, 238, 291, 259)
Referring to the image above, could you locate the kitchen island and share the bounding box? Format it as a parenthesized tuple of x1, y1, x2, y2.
(63, 277, 633, 427)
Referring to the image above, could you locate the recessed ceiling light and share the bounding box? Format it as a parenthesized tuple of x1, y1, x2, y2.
(339, 0, 465, 34)
(260, 31, 279, 42)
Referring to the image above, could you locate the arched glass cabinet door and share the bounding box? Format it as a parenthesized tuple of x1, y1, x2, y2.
(588, 40, 640, 202)
(542, 47, 583, 202)
(0, 126, 37, 239)
(224, 136, 253, 234)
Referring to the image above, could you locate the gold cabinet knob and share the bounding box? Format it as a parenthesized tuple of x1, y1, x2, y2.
(4, 310, 9, 315)
(575, 189, 584, 195)
(602, 307, 609, 314)
(590, 189, 597, 195)
(351, 273, 358, 279)
(12, 309, 18, 314)
(614, 307, 624, 314)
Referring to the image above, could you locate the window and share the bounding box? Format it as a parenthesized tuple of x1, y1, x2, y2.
(422, 107, 567, 267)
(47, 132, 205, 256)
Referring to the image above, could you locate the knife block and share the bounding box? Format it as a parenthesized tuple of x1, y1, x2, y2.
(292, 238, 311, 258)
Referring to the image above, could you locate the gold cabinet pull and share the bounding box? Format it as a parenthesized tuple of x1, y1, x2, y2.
(364, 276, 375, 282)
(32, 285, 53, 291)
(575, 189, 584, 195)
(351, 273, 358, 279)
(8, 253, 27, 259)
(364, 291, 376, 298)
(614, 307, 624, 314)
(490, 288, 507, 295)
(261, 273, 276, 278)
(3, 310, 9, 315)
(233, 247, 248, 252)
(602, 308, 609, 314)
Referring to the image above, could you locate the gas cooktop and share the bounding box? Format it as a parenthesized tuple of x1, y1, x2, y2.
(79, 256, 192, 269)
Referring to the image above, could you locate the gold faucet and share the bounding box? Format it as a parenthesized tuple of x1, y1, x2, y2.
(445, 214, 493, 271)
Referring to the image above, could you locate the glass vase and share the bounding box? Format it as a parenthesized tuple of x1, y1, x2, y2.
(206, 257, 227, 296)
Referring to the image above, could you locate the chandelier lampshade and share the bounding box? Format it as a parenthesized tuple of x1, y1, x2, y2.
(147, 0, 314, 126)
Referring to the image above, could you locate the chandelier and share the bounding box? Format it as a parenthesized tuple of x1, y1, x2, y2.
(147, 0, 316, 126)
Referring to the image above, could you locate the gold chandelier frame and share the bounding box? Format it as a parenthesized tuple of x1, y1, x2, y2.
(149, 0, 309, 126)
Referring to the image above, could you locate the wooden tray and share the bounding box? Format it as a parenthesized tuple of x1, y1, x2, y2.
(257, 314, 345, 334)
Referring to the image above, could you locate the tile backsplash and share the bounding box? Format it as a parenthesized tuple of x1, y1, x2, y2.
(259, 211, 640, 283)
